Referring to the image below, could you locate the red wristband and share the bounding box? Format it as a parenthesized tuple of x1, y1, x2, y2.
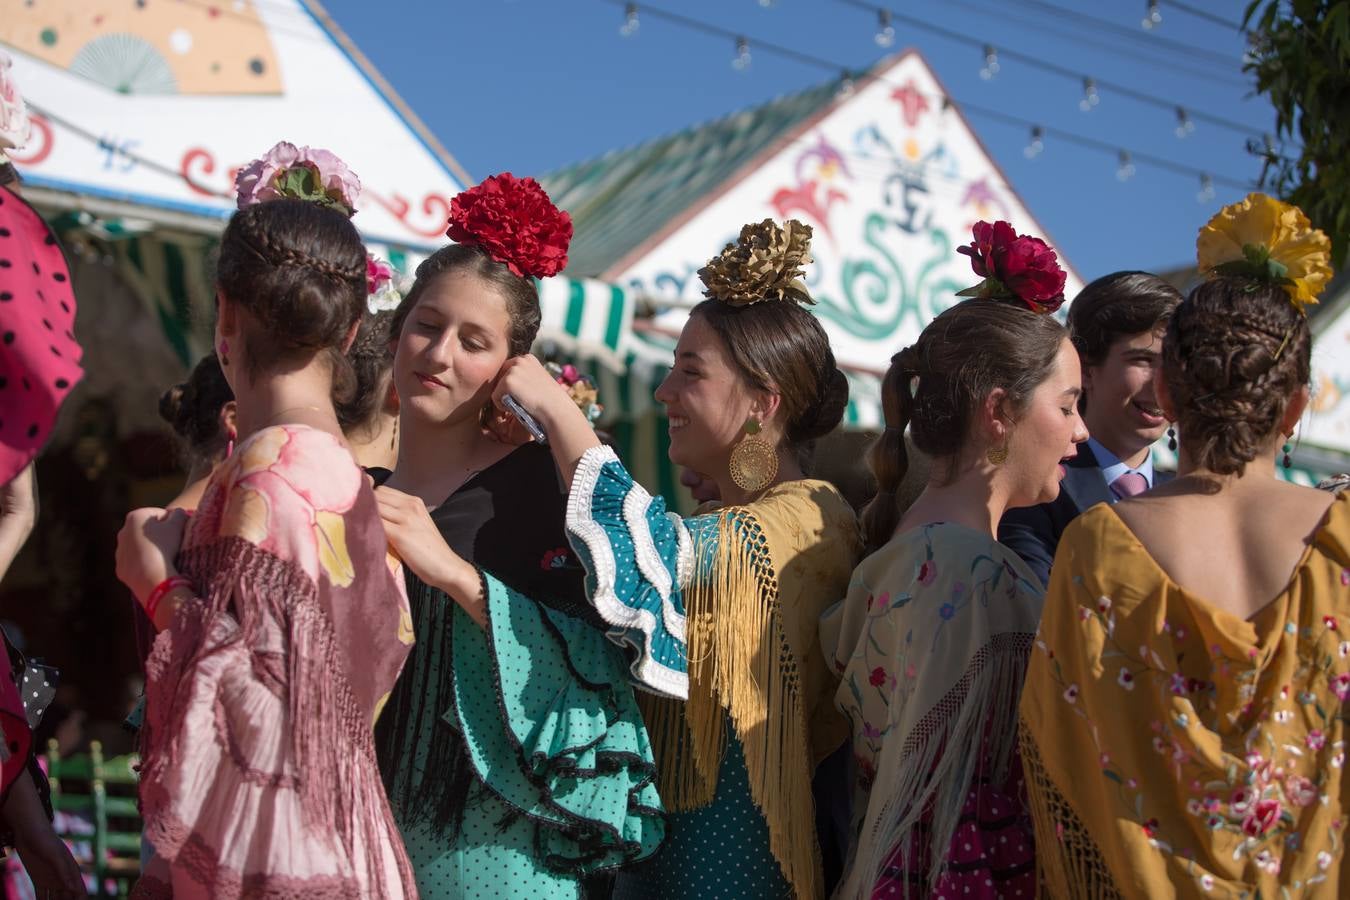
(144, 575, 192, 623)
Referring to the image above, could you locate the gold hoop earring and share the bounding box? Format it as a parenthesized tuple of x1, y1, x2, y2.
(729, 419, 778, 493)
(986, 444, 1009, 466)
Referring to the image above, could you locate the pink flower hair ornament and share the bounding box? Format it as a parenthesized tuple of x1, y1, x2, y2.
(234, 141, 362, 217)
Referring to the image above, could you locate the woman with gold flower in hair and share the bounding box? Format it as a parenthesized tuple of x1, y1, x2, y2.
(492, 219, 862, 899)
(1019, 194, 1349, 898)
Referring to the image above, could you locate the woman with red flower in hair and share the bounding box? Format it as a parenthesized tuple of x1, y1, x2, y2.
(820, 221, 1087, 898)
(369, 173, 664, 899)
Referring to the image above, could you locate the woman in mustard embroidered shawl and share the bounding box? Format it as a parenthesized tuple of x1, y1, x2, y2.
(823, 221, 1088, 898)
(491, 220, 862, 899)
(1020, 193, 1348, 897)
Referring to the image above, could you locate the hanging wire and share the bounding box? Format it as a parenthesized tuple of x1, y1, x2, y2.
(1161, 0, 1237, 30)
(932, 0, 1246, 86)
(835, 0, 1270, 142)
(591, 0, 1259, 190)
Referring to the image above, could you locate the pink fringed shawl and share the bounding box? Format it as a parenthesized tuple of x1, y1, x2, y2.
(134, 426, 416, 899)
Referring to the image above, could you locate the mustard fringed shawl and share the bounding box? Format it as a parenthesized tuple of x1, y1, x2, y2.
(1021, 494, 1350, 898)
(640, 479, 861, 900)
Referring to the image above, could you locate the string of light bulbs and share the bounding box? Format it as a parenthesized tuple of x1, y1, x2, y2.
(607, 1, 1257, 199)
(845, 0, 1271, 143)
(905, 0, 1248, 87)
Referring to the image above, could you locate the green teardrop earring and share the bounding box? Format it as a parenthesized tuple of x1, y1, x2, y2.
(1167, 427, 1177, 452)
(1282, 439, 1292, 470)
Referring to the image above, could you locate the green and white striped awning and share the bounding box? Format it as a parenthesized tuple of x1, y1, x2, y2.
(535, 276, 634, 372)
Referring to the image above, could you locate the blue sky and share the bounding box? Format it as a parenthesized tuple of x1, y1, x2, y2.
(322, 0, 1273, 280)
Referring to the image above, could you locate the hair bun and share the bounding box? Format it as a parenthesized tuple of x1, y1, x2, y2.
(789, 360, 848, 444)
(158, 382, 190, 435)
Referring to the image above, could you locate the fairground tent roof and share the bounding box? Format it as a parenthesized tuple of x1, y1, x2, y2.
(0, 1, 638, 446)
(542, 50, 1087, 430)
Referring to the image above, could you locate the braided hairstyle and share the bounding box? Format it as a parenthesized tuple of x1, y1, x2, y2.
(860, 301, 1067, 552)
(216, 198, 367, 401)
(1162, 277, 1310, 476)
(159, 353, 234, 470)
(336, 309, 395, 434)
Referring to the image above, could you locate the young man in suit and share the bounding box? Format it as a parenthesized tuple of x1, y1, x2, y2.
(999, 271, 1183, 585)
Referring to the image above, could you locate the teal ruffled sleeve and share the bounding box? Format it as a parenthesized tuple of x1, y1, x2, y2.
(449, 570, 665, 874)
(565, 445, 693, 699)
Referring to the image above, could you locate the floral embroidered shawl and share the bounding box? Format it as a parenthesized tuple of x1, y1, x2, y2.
(1021, 494, 1350, 898)
(136, 425, 417, 899)
(822, 523, 1044, 896)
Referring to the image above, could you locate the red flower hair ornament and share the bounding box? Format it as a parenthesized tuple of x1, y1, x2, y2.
(445, 173, 573, 279)
(956, 220, 1067, 313)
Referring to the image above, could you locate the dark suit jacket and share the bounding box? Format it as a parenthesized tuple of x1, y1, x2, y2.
(997, 442, 1172, 587)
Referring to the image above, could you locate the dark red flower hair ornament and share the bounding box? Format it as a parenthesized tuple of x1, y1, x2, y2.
(444, 173, 573, 279)
(955, 220, 1067, 313)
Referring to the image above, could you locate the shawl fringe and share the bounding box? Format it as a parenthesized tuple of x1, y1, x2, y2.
(374, 574, 473, 837)
(641, 509, 824, 900)
(1020, 721, 1124, 900)
(845, 632, 1033, 897)
(141, 536, 414, 896)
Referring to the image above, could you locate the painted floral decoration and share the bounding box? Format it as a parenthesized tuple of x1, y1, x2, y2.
(956, 220, 1067, 313)
(234, 140, 362, 216)
(699, 218, 816, 307)
(1196, 192, 1333, 313)
(445, 172, 573, 279)
(0, 50, 31, 161)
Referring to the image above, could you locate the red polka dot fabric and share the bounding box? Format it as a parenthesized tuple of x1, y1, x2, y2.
(0, 184, 83, 486)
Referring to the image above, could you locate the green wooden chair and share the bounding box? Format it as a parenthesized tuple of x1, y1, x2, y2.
(44, 739, 142, 898)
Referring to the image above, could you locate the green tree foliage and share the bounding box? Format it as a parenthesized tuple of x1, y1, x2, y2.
(1244, 0, 1350, 264)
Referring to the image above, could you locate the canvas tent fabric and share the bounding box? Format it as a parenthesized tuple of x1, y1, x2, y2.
(2, 0, 468, 249)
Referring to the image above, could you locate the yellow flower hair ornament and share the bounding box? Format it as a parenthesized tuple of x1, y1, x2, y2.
(1196, 192, 1333, 314)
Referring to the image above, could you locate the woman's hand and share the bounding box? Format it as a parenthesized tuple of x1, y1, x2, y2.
(115, 508, 189, 605)
(490, 355, 579, 434)
(491, 356, 603, 491)
(375, 486, 486, 625)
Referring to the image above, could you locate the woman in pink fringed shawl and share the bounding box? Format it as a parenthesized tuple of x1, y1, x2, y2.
(115, 189, 416, 898)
